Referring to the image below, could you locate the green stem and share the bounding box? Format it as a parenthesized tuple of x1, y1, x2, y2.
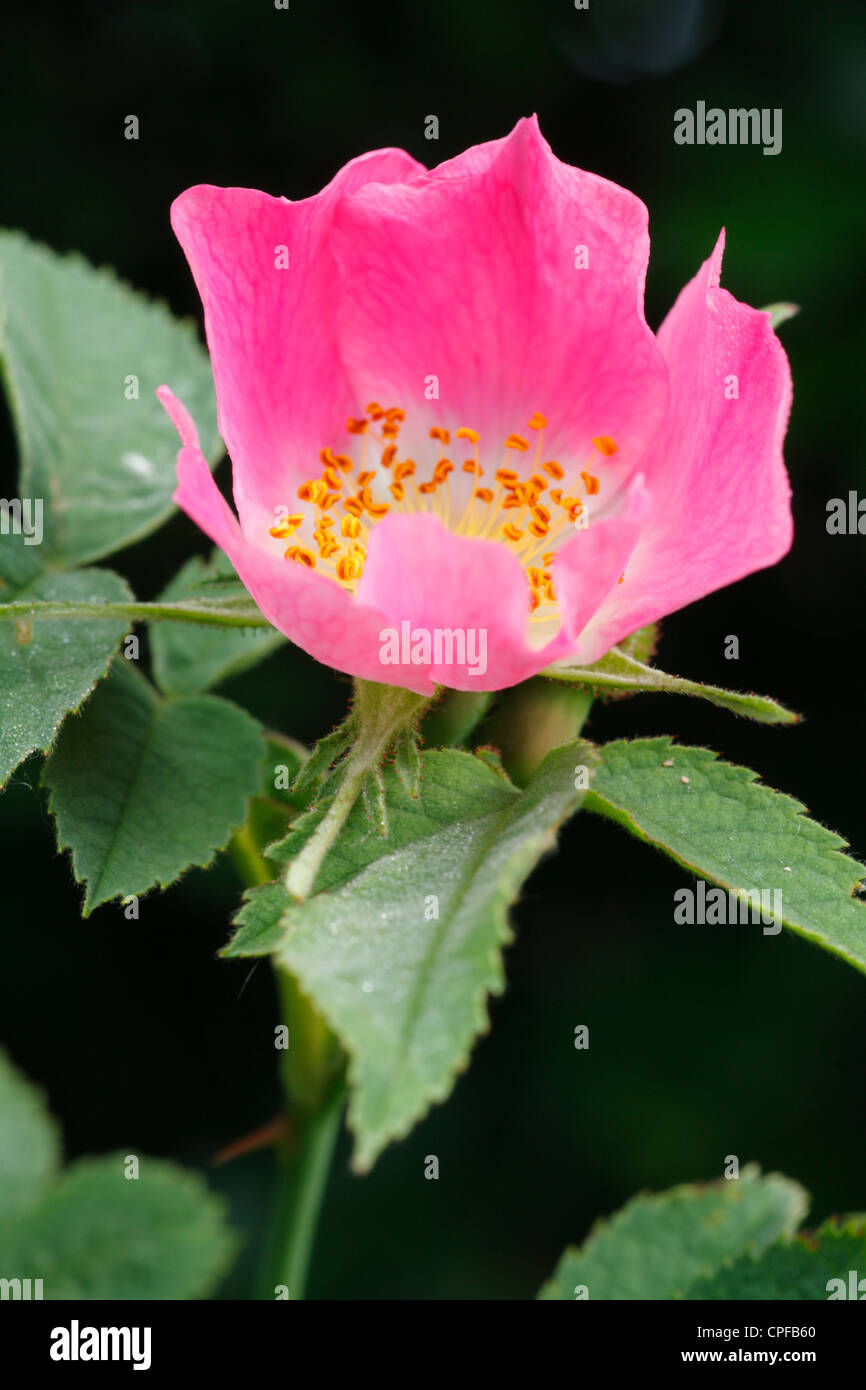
(234, 682, 429, 1297)
(229, 823, 273, 887)
(285, 679, 429, 899)
(484, 678, 594, 786)
(0, 598, 270, 627)
(259, 1076, 346, 1301)
(231, 826, 345, 1301)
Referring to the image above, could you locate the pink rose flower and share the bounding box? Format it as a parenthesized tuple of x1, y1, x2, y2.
(159, 116, 792, 694)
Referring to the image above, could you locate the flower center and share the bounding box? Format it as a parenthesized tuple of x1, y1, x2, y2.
(268, 404, 618, 619)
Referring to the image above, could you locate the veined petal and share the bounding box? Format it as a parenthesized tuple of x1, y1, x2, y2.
(170, 149, 425, 535)
(331, 116, 668, 474)
(579, 231, 793, 656)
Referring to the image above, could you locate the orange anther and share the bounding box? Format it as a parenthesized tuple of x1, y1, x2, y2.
(284, 545, 316, 568)
(502, 523, 524, 543)
(346, 417, 368, 435)
(455, 427, 480, 444)
(429, 426, 450, 444)
(269, 513, 304, 539)
(542, 460, 564, 480)
(297, 479, 326, 505)
(592, 436, 618, 457)
(341, 515, 362, 539)
(504, 434, 530, 452)
(528, 412, 548, 430)
(581, 471, 600, 495)
(381, 445, 398, 468)
(474, 487, 494, 503)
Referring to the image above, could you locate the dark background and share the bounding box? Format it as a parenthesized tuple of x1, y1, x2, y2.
(1, 0, 865, 1298)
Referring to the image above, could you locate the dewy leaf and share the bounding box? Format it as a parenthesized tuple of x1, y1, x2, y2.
(151, 550, 283, 695)
(544, 646, 798, 724)
(0, 1048, 61, 1221)
(226, 742, 595, 1171)
(687, 1218, 866, 1300)
(538, 1166, 807, 1300)
(0, 230, 221, 566)
(0, 535, 132, 787)
(44, 659, 264, 913)
(0, 1154, 236, 1299)
(585, 737, 866, 973)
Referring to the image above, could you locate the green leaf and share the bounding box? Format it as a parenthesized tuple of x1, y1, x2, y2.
(0, 537, 132, 787)
(0, 1049, 61, 1221)
(0, 230, 220, 566)
(761, 301, 801, 331)
(0, 1154, 236, 1299)
(227, 741, 595, 1171)
(687, 1219, 866, 1299)
(544, 646, 798, 724)
(44, 659, 264, 913)
(151, 550, 283, 695)
(0, 1050, 235, 1299)
(539, 1166, 807, 1300)
(585, 737, 866, 973)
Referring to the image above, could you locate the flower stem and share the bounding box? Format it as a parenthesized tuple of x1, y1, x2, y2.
(0, 597, 270, 627)
(231, 827, 345, 1301)
(259, 1073, 346, 1301)
(484, 678, 594, 786)
(285, 679, 429, 899)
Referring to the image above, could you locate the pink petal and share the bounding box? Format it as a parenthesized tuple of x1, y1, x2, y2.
(157, 387, 429, 692)
(332, 116, 668, 472)
(580, 231, 793, 656)
(356, 512, 534, 690)
(169, 148, 425, 535)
